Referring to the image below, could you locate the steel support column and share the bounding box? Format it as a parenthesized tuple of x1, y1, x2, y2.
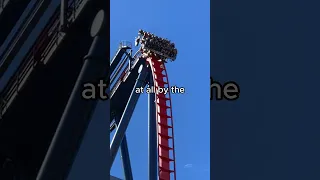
(114, 116, 133, 180)
(120, 135, 133, 180)
(0, 0, 52, 79)
(60, 0, 67, 30)
(110, 64, 149, 166)
(36, 10, 108, 180)
(148, 73, 158, 180)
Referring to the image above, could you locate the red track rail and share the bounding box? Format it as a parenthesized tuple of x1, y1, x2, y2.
(146, 56, 177, 180)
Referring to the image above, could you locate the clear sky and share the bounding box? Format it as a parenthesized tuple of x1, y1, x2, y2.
(109, 0, 210, 179)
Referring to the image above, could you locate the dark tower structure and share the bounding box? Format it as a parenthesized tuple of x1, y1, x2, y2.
(0, 0, 109, 179)
(0, 0, 178, 179)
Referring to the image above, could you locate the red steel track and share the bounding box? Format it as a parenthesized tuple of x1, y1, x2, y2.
(146, 56, 177, 180)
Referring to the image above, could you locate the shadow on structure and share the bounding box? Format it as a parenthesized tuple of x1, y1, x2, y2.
(0, 0, 107, 178)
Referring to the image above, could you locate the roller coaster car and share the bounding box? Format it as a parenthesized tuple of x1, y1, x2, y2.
(143, 44, 177, 62)
(137, 29, 178, 62)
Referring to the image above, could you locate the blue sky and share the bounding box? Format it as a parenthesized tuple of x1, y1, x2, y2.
(109, 0, 210, 179)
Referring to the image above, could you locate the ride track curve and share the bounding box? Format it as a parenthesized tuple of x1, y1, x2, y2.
(110, 33, 178, 179)
(145, 55, 177, 180)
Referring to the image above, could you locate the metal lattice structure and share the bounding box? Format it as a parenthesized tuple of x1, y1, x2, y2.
(0, 0, 178, 178)
(110, 30, 177, 180)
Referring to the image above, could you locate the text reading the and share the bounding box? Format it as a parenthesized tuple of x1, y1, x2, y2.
(210, 77, 240, 101)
